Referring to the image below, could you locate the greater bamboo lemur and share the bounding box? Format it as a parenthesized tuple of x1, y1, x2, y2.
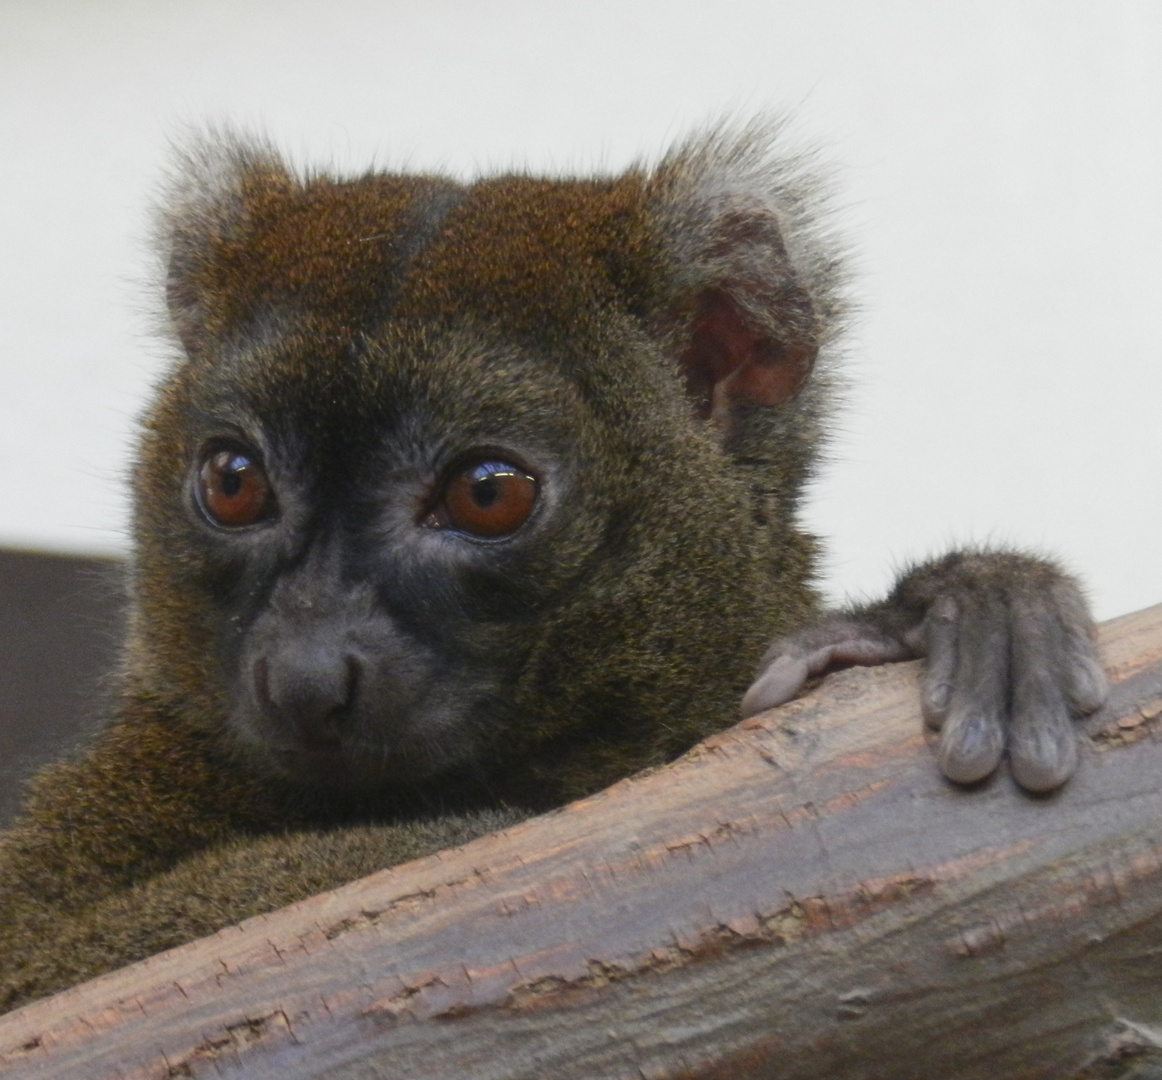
(0, 121, 1107, 1012)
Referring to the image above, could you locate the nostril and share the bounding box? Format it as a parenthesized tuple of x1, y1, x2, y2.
(343, 654, 362, 711)
(251, 644, 360, 742)
(252, 656, 273, 713)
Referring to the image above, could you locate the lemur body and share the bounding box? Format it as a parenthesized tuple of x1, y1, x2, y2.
(0, 124, 1106, 1011)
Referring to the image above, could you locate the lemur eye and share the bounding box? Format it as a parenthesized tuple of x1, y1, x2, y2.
(425, 459, 538, 538)
(196, 446, 276, 528)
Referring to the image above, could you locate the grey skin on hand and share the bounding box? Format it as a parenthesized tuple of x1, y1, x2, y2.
(741, 550, 1109, 793)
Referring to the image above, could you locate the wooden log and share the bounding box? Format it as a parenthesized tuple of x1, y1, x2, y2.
(2, 603, 1162, 1080)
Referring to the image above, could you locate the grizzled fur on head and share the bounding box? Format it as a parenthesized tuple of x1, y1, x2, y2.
(130, 120, 844, 808)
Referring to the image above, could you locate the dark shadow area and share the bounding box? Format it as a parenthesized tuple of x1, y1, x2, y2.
(0, 549, 126, 827)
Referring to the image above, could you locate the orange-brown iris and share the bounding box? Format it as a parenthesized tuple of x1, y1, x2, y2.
(196, 448, 274, 528)
(427, 460, 538, 538)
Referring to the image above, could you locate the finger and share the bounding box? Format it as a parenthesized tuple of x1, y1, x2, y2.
(938, 706, 1007, 784)
(1007, 595, 1079, 792)
(1052, 581, 1109, 715)
(741, 652, 810, 716)
(1066, 648, 1109, 717)
(1009, 704, 1078, 793)
(938, 598, 1008, 784)
(742, 620, 913, 718)
(919, 594, 959, 730)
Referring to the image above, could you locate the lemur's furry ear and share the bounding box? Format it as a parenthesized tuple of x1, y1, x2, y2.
(645, 122, 839, 425)
(157, 132, 294, 359)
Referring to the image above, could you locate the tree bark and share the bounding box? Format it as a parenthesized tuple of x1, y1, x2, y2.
(3, 603, 1162, 1080)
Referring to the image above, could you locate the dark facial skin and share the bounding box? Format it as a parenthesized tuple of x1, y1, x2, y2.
(175, 328, 602, 795)
(139, 286, 784, 813)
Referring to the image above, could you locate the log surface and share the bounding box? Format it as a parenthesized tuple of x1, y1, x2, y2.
(2, 604, 1162, 1080)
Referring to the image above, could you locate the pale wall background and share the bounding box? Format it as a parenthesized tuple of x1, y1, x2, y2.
(1, 0, 1159, 620)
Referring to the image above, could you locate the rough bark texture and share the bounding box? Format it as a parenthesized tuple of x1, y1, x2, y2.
(2, 603, 1161, 1080)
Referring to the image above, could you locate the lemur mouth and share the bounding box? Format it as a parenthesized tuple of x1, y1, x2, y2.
(298, 734, 344, 758)
(275, 732, 348, 776)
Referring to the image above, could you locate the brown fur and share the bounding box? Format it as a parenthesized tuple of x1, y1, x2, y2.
(0, 122, 836, 1010)
(1, 121, 1101, 1015)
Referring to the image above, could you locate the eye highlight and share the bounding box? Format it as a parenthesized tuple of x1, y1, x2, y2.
(424, 459, 538, 538)
(196, 446, 276, 528)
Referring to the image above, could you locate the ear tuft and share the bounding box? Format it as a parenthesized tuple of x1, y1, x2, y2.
(645, 120, 844, 428)
(157, 130, 293, 358)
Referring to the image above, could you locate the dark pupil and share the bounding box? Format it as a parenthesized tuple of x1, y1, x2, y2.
(472, 475, 500, 508)
(220, 457, 246, 497)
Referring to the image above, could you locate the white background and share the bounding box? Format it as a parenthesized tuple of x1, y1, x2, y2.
(1, 1, 1159, 620)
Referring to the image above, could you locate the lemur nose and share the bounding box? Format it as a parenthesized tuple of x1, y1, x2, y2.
(253, 642, 361, 743)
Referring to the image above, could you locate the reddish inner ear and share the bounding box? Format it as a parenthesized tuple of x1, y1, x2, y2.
(681, 290, 815, 422)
